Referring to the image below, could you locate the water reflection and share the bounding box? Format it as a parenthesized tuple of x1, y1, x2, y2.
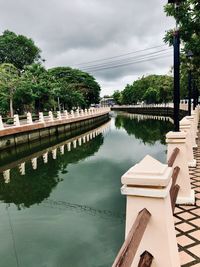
(0, 122, 110, 209)
(115, 113, 173, 145)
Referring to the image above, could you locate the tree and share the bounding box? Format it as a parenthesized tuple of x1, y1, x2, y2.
(48, 67, 101, 108)
(164, 0, 200, 93)
(113, 90, 122, 105)
(143, 87, 158, 104)
(0, 30, 41, 70)
(0, 63, 20, 116)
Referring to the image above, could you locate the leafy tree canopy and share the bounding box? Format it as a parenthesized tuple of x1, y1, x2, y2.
(0, 30, 41, 70)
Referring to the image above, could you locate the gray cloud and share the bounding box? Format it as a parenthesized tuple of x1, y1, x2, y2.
(0, 0, 175, 95)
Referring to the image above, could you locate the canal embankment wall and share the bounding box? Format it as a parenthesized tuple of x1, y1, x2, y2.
(0, 108, 110, 151)
(111, 106, 187, 118)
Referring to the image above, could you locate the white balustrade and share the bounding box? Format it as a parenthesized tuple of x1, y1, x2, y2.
(14, 114, 20, 126)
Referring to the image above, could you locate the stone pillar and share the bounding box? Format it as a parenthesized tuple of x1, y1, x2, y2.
(78, 138, 82, 146)
(67, 142, 71, 151)
(39, 112, 44, 123)
(76, 109, 80, 117)
(3, 169, 10, 183)
(27, 112, 33, 124)
(83, 136, 86, 143)
(0, 115, 4, 130)
(60, 145, 64, 155)
(121, 155, 180, 267)
(71, 110, 74, 118)
(49, 111, 54, 121)
(43, 152, 48, 163)
(73, 140, 77, 148)
(31, 158, 37, 170)
(57, 111, 62, 120)
(52, 148, 57, 159)
(14, 114, 20, 126)
(64, 110, 68, 119)
(186, 115, 197, 147)
(166, 131, 195, 204)
(191, 110, 198, 134)
(19, 162, 25, 175)
(180, 117, 196, 167)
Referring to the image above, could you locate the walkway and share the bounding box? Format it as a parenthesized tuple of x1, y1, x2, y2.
(174, 132, 200, 266)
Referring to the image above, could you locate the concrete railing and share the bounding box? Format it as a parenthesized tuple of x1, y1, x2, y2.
(1, 121, 111, 182)
(113, 105, 200, 267)
(0, 107, 110, 131)
(112, 102, 188, 111)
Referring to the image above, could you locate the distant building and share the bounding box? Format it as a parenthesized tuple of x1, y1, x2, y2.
(100, 97, 115, 107)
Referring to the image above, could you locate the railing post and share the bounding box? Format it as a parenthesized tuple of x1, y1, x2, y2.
(49, 111, 54, 121)
(166, 131, 195, 204)
(121, 155, 180, 267)
(185, 115, 197, 148)
(71, 110, 74, 118)
(39, 112, 44, 123)
(14, 114, 20, 126)
(180, 117, 196, 167)
(0, 115, 4, 130)
(57, 111, 62, 120)
(27, 112, 33, 124)
(64, 110, 68, 119)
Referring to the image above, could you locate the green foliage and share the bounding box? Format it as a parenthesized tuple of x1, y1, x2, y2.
(164, 0, 200, 93)
(48, 67, 101, 109)
(0, 30, 41, 70)
(0, 63, 20, 116)
(120, 75, 173, 105)
(113, 90, 122, 105)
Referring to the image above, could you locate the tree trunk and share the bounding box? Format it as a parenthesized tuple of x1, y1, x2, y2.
(10, 97, 14, 117)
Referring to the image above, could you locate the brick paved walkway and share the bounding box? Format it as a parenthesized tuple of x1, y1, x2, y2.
(174, 133, 200, 266)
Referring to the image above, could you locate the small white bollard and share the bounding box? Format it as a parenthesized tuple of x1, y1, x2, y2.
(27, 112, 33, 124)
(31, 158, 37, 170)
(64, 110, 68, 119)
(73, 140, 77, 148)
(57, 111, 62, 120)
(67, 142, 71, 151)
(52, 148, 57, 159)
(76, 110, 80, 117)
(71, 110, 75, 118)
(39, 112, 44, 123)
(121, 155, 180, 267)
(83, 136, 86, 143)
(49, 111, 54, 121)
(78, 138, 82, 146)
(3, 169, 10, 183)
(86, 134, 90, 142)
(43, 152, 48, 164)
(186, 115, 197, 147)
(180, 117, 196, 167)
(14, 114, 20, 126)
(0, 115, 4, 130)
(166, 131, 195, 204)
(19, 162, 25, 175)
(60, 145, 64, 155)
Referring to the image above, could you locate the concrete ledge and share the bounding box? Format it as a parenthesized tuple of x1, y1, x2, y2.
(176, 189, 195, 205)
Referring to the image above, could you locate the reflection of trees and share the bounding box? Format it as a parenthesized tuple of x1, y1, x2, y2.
(115, 115, 172, 145)
(0, 135, 104, 209)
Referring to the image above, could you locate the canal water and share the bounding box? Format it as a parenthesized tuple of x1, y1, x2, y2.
(0, 112, 173, 267)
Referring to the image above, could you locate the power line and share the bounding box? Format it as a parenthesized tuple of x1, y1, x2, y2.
(74, 44, 168, 67)
(80, 49, 172, 70)
(81, 52, 172, 72)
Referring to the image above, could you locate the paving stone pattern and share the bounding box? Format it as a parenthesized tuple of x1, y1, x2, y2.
(174, 133, 200, 266)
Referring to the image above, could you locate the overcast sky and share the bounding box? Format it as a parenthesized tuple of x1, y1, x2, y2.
(0, 0, 175, 96)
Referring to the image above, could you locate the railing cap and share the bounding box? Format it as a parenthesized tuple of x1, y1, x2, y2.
(180, 117, 191, 126)
(121, 155, 172, 187)
(166, 131, 187, 142)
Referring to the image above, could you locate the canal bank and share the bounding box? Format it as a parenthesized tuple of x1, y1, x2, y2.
(0, 108, 109, 151)
(0, 112, 173, 267)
